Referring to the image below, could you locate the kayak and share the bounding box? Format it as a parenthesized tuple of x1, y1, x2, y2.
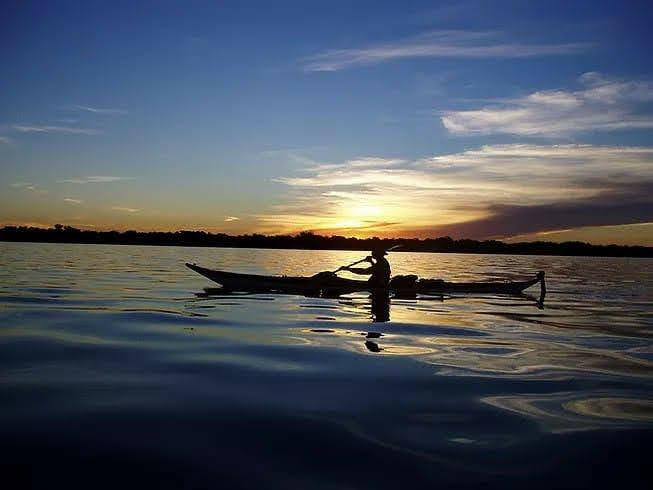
(185, 263, 545, 296)
(185, 263, 367, 295)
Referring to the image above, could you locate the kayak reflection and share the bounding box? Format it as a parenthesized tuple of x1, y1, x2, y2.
(196, 287, 393, 321)
(194, 287, 545, 325)
(192, 286, 546, 355)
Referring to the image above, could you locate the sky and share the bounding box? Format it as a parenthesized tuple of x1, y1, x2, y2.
(1, 0, 653, 245)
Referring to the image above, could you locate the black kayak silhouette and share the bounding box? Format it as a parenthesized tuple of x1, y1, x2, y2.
(185, 263, 545, 297)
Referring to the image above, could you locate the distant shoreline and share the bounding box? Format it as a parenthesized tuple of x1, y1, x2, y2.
(1, 225, 651, 258)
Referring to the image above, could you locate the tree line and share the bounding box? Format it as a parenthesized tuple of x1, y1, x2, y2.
(0, 224, 651, 257)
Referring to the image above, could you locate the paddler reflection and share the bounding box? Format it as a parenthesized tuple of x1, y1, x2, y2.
(371, 289, 390, 322)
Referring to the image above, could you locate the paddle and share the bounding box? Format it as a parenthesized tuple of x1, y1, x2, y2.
(333, 244, 402, 273)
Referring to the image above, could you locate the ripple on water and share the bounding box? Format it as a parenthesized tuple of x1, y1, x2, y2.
(1, 243, 652, 488)
(483, 392, 653, 432)
(564, 397, 653, 422)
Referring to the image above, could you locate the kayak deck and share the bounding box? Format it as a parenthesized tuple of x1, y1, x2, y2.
(185, 263, 545, 297)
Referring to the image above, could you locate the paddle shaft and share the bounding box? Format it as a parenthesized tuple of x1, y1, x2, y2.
(335, 256, 371, 272)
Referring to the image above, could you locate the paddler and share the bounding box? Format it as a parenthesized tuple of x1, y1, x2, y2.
(340, 248, 391, 287)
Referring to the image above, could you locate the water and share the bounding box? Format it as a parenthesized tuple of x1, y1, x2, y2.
(1, 242, 651, 489)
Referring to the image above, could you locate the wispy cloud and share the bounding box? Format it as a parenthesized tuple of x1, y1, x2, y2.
(12, 124, 102, 135)
(261, 144, 653, 238)
(63, 198, 83, 205)
(10, 182, 48, 194)
(224, 216, 240, 222)
(111, 206, 139, 213)
(57, 176, 132, 184)
(69, 105, 128, 115)
(442, 73, 653, 136)
(0, 136, 13, 144)
(302, 30, 589, 71)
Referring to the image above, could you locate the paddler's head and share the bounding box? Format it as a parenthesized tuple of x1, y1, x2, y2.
(371, 248, 387, 258)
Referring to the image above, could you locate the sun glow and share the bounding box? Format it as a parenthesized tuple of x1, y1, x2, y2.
(349, 204, 382, 218)
(329, 203, 384, 229)
(255, 144, 653, 241)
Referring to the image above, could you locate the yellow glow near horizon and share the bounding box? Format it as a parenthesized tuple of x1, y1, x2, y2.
(330, 203, 384, 230)
(4, 142, 653, 245)
(2, 215, 652, 246)
(507, 223, 653, 246)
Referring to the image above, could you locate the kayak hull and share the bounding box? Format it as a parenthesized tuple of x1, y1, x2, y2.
(186, 263, 545, 296)
(416, 272, 544, 295)
(185, 263, 370, 295)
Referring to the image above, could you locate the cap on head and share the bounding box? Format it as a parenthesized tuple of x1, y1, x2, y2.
(371, 248, 387, 257)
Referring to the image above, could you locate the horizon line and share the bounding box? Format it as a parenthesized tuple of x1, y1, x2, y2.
(1, 223, 650, 250)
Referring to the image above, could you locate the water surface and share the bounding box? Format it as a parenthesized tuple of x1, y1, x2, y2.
(1, 243, 651, 488)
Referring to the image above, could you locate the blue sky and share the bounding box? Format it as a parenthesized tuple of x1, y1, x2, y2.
(2, 0, 652, 244)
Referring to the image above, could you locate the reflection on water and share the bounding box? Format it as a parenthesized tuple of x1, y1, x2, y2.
(484, 394, 653, 433)
(0, 242, 652, 488)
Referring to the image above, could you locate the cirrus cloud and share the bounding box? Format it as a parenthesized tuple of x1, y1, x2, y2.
(68, 105, 128, 115)
(111, 206, 139, 213)
(10, 182, 48, 194)
(57, 176, 132, 184)
(11, 124, 102, 135)
(302, 30, 589, 72)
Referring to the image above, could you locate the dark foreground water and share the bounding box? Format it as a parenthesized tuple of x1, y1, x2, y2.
(1, 243, 652, 489)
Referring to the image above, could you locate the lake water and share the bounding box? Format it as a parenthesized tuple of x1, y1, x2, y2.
(1, 242, 652, 489)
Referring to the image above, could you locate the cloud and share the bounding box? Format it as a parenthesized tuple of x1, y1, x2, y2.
(26, 185, 48, 194)
(111, 206, 139, 213)
(57, 176, 131, 184)
(417, 190, 653, 240)
(262, 144, 653, 239)
(12, 124, 101, 135)
(302, 30, 589, 71)
(224, 216, 240, 222)
(69, 105, 128, 115)
(0, 136, 13, 144)
(63, 198, 83, 204)
(442, 73, 653, 136)
(507, 222, 653, 246)
(10, 182, 48, 194)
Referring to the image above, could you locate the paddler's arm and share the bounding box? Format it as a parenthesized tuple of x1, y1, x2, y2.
(343, 266, 372, 275)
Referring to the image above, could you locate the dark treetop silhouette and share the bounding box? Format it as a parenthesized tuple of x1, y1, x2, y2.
(1, 225, 651, 257)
